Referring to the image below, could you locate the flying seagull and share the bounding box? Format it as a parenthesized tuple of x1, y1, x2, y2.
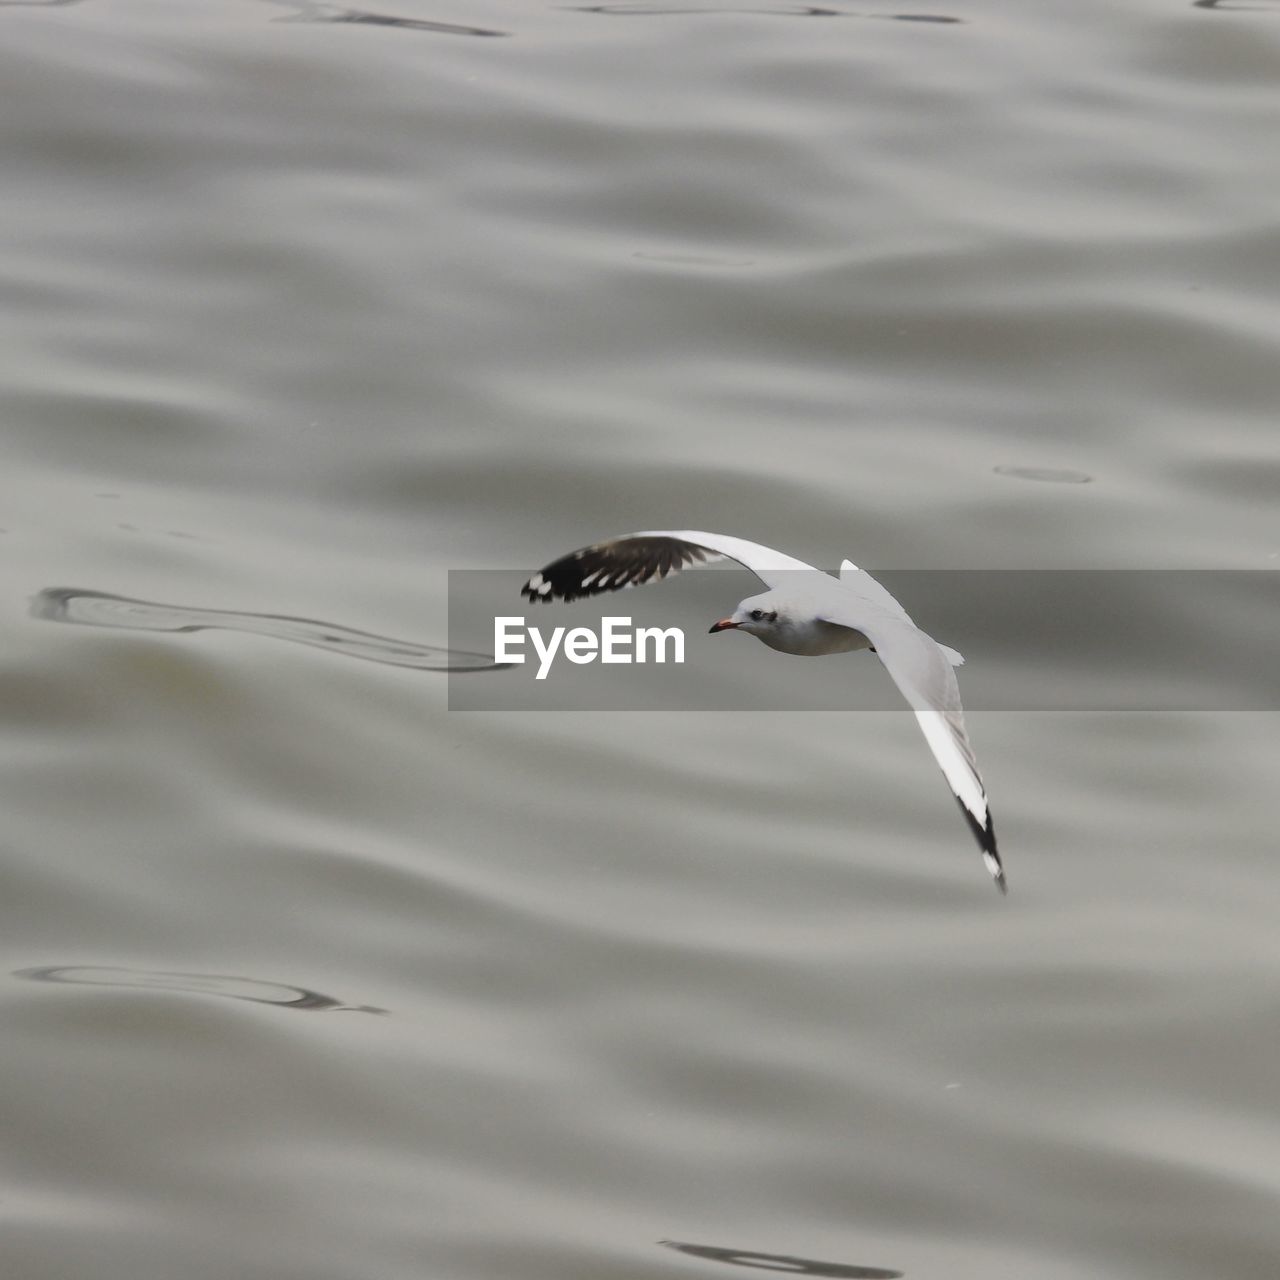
(522, 530, 1005, 893)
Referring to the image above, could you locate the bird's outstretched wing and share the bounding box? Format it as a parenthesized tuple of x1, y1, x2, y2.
(838, 559, 916, 625)
(522, 530, 817, 602)
(819, 605, 1004, 893)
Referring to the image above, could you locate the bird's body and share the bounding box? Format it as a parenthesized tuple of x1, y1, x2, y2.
(522, 530, 1005, 893)
(753, 611, 871, 657)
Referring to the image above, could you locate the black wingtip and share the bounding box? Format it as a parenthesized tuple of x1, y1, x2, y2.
(954, 796, 1006, 895)
(519, 536, 716, 605)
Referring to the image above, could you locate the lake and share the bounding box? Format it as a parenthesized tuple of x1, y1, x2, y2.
(2, 2, 1279, 1278)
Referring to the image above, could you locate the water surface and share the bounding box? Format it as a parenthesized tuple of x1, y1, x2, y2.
(2, 2, 1279, 1279)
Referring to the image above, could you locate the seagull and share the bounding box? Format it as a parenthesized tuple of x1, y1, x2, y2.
(522, 530, 1005, 893)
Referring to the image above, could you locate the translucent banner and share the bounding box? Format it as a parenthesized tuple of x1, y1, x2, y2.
(448, 569, 1280, 711)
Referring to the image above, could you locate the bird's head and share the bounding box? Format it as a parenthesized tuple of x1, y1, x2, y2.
(709, 592, 782, 639)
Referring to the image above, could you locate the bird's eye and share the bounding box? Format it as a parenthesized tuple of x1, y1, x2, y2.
(767, 611, 778, 623)
(750, 609, 763, 621)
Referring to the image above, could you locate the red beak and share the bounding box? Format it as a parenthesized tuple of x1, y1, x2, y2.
(708, 618, 739, 633)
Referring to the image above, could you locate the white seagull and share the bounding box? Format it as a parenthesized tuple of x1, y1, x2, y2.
(522, 530, 1005, 893)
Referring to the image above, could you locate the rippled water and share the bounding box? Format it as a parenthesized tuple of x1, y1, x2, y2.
(31, 586, 504, 670)
(3, 2, 1280, 1279)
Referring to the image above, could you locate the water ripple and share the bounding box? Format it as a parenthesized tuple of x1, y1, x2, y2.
(30, 587, 507, 672)
(0, 0, 512, 24)
(1193, 0, 1280, 11)
(661, 1241, 903, 1279)
(570, 5, 960, 21)
(571, 4, 844, 13)
(267, 2, 509, 35)
(15, 965, 387, 1013)
(993, 465, 1094, 484)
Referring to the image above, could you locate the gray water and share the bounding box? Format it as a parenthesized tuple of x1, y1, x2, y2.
(3, 2, 1280, 1278)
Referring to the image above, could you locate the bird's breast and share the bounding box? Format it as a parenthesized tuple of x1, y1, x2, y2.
(763, 620, 872, 657)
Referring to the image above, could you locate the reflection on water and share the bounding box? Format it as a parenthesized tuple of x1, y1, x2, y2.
(993, 465, 1093, 484)
(661, 1241, 902, 1279)
(16, 965, 388, 1013)
(267, 0, 508, 35)
(31, 587, 508, 672)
